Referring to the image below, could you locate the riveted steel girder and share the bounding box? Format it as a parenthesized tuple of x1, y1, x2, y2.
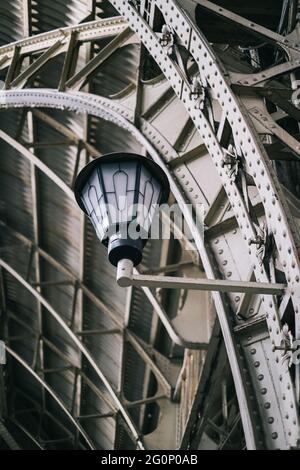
(1, 0, 300, 448)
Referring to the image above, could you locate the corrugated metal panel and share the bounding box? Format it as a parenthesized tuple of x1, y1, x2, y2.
(32, 0, 93, 33)
(0, 110, 34, 241)
(0, 1, 23, 46)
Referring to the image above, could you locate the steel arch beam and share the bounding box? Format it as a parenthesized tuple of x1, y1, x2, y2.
(0, 220, 122, 328)
(9, 419, 45, 450)
(0, 135, 196, 352)
(0, 259, 144, 450)
(108, 0, 300, 447)
(12, 382, 90, 448)
(0, 104, 207, 349)
(0, 88, 259, 448)
(0, 221, 173, 397)
(0, 2, 298, 450)
(5, 346, 95, 449)
(0, 17, 128, 68)
(110, 0, 300, 333)
(0, 420, 21, 449)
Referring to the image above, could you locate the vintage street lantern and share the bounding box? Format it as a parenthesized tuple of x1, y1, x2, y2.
(74, 153, 285, 350)
(74, 152, 170, 267)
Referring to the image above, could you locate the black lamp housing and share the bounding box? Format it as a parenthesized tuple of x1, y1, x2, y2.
(74, 153, 170, 267)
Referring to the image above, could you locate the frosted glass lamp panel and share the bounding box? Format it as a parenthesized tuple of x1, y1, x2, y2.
(102, 162, 137, 225)
(137, 166, 162, 233)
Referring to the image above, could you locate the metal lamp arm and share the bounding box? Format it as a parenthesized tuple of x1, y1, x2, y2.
(117, 259, 286, 295)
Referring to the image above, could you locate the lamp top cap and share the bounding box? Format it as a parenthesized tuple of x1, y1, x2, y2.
(74, 152, 170, 214)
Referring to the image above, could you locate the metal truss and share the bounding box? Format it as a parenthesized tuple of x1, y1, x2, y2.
(0, 220, 178, 448)
(1, 251, 183, 448)
(0, 91, 207, 348)
(5, 345, 95, 449)
(0, 17, 128, 75)
(0, 83, 292, 449)
(8, 419, 45, 450)
(0, 0, 300, 450)
(110, 0, 300, 450)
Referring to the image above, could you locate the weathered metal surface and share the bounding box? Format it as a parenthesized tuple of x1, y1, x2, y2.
(1, 0, 300, 450)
